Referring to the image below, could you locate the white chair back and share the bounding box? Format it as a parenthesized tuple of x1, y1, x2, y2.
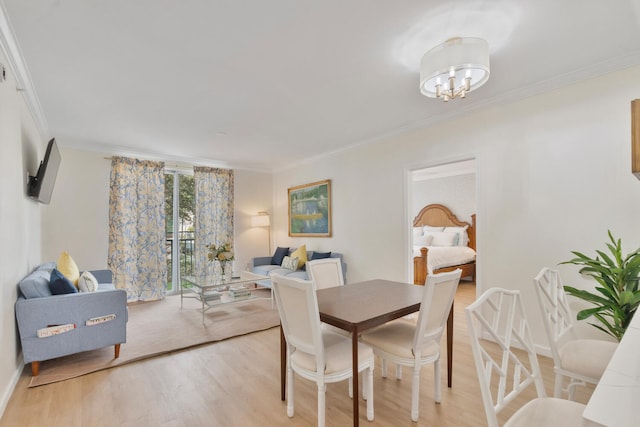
(465, 288, 547, 427)
(307, 258, 344, 290)
(271, 274, 323, 367)
(413, 269, 462, 355)
(533, 267, 578, 367)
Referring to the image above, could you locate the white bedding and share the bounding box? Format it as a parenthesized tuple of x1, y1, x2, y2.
(413, 246, 476, 273)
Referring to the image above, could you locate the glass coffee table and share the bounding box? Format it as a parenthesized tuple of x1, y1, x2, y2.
(181, 271, 270, 324)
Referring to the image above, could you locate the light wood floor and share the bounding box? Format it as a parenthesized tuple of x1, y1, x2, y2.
(0, 281, 594, 426)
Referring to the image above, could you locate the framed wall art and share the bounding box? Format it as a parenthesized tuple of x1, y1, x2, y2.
(288, 179, 332, 237)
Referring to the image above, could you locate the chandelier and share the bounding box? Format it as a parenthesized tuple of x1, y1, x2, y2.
(420, 37, 490, 102)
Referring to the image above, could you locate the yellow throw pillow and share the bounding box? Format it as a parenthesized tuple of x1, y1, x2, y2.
(57, 251, 80, 286)
(290, 245, 307, 270)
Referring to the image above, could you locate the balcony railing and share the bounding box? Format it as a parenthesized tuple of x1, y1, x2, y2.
(166, 231, 195, 291)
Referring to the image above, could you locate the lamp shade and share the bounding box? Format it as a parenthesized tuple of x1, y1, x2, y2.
(420, 37, 490, 98)
(251, 213, 270, 227)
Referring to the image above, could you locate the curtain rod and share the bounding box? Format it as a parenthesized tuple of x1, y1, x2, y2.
(103, 156, 194, 171)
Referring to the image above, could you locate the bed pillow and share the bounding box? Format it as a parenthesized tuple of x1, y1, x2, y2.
(413, 227, 423, 239)
(444, 226, 469, 246)
(428, 231, 459, 247)
(413, 234, 433, 247)
(423, 225, 445, 233)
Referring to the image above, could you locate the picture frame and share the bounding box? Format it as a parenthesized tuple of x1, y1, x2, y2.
(288, 179, 332, 237)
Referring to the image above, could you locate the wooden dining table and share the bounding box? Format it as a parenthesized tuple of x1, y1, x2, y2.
(279, 278, 456, 427)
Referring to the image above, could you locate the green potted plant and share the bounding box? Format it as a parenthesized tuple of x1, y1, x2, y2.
(561, 231, 640, 341)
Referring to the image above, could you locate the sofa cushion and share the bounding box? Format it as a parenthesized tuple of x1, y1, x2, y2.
(272, 247, 290, 266)
(57, 251, 80, 286)
(290, 245, 308, 269)
(253, 264, 282, 277)
(49, 269, 78, 295)
(78, 271, 99, 292)
(19, 268, 54, 299)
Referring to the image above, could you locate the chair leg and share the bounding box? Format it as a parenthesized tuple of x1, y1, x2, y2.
(396, 364, 402, 380)
(434, 359, 442, 403)
(554, 373, 564, 398)
(367, 366, 374, 421)
(287, 363, 295, 417)
(411, 365, 420, 422)
(567, 379, 577, 401)
(349, 377, 353, 399)
(317, 383, 327, 427)
(114, 343, 121, 359)
(381, 358, 388, 378)
(31, 361, 40, 377)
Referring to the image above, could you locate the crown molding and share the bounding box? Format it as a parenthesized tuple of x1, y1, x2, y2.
(0, 1, 49, 139)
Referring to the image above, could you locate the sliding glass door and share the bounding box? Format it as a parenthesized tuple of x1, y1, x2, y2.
(165, 171, 195, 294)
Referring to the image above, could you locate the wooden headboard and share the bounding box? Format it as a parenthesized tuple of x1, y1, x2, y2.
(412, 203, 476, 251)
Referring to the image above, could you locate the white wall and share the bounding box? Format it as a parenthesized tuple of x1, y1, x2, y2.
(411, 173, 476, 222)
(0, 48, 44, 414)
(42, 148, 273, 278)
(272, 66, 640, 347)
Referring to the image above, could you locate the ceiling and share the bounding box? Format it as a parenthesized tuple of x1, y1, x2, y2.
(2, 1, 640, 172)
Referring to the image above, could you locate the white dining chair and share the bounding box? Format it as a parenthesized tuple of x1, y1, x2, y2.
(306, 257, 345, 289)
(271, 274, 374, 427)
(465, 287, 586, 427)
(533, 267, 617, 400)
(360, 269, 461, 422)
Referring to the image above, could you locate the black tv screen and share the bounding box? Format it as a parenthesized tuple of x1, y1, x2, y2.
(28, 138, 61, 204)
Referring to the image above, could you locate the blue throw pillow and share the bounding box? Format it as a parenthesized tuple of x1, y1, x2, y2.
(49, 268, 78, 295)
(271, 247, 290, 265)
(311, 251, 332, 260)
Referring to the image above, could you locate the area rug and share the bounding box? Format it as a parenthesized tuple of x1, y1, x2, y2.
(28, 289, 278, 387)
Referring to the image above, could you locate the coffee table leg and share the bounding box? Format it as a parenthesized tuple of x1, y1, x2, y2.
(352, 326, 359, 427)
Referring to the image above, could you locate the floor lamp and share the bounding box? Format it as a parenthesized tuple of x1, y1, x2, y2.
(251, 212, 271, 253)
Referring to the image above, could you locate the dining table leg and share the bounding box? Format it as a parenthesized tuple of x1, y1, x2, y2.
(352, 326, 359, 427)
(447, 302, 454, 387)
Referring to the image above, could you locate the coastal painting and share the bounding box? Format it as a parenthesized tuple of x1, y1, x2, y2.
(288, 180, 332, 237)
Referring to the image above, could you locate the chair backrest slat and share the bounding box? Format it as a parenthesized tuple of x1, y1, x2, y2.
(465, 288, 547, 427)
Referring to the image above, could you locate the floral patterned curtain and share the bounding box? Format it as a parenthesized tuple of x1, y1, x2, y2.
(108, 157, 167, 301)
(193, 167, 234, 280)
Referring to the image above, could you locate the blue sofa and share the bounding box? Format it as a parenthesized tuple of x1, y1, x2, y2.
(251, 248, 346, 287)
(15, 262, 128, 376)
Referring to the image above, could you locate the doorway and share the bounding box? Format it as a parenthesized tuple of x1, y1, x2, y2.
(409, 159, 477, 285)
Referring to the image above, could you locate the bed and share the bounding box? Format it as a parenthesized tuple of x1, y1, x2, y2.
(412, 203, 476, 285)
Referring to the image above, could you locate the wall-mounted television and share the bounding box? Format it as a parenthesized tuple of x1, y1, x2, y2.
(28, 138, 61, 204)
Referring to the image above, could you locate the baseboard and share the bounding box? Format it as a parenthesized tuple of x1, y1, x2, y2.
(0, 359, 23, 420)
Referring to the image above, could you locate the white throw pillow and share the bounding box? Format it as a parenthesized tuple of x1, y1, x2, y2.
(429, 231, 459, 247)
(423, 225, 444, 233)
(78, 271, 99, 292)
(413, 227, 424, 239)
(281, 256, 299, 271)
(444, 226, 469, 246)
(413, 234, 433, 247)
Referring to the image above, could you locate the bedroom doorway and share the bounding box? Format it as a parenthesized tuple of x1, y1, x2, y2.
(409, 159, 477, 287)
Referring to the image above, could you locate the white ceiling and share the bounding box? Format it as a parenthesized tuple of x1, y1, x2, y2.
(2, 0, 640, 171)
